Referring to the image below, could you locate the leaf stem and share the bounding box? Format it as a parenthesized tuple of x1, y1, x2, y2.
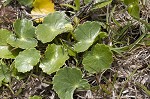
(4, 84, 15, 95)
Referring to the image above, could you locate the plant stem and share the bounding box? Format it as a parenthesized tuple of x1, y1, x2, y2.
(4, 84, 15, 95)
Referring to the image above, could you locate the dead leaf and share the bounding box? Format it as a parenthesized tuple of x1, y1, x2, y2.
(31, 0, 55, 22)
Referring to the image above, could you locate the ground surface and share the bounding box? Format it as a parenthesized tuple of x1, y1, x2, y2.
(0, 0, 150, 99)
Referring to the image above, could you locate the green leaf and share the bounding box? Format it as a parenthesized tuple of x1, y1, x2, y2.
(15, 48, 40, 73)
(74, 21, 101, 52)
(29, 95, 42, 99)
(7, 34, 38, 49)
(123, 0, 139, 18)
(39, 44, 69, 74)
(36, 12, 73, 43)
(7, 19, 37, 49)
(17, 0, 33, 7)
(93, 0, 112, 9)
(75, 0, 80, 11)
(84, 0, 91, 4)
(53, 67, 90, 99)
(0, 29, 19, 59)
(128, 3, 140, 18)
(83, 44, 113, 73)
(0, 61, 11, 87)
(14, 19, 35, 38)
(0, 29, 11, 45)
(0, 46, 19, 59)
(99, 32, 108, 39)
(124, 0, 138, 5)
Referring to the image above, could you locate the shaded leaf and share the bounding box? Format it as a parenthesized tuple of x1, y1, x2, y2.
(0, 61, 11, 87)
(74, 21, 101, 52)
(7, 19, 37, 49)
(36, 12, 73, 43)
(39, 44, 69, 74)
(15, 48, 40, 73)
(99, 32, 108, 39)
(31, 0, 55, 22)
(53, 67, 90, 99)
(83, 44, 113, 73)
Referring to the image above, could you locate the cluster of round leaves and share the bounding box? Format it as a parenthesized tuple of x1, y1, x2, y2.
(0, 11, 113, 99)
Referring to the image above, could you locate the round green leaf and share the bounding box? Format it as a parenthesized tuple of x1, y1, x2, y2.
(36, 11, 73, 43)
(83, 44, 113, 73)
(7, 19, 37, 49)
(0, 29, 11, 45)
(39, 44, 69, 74)
(14, 19, 35, 38)
(15, 48, 40, 73)
(74, 21, 101, 52)
(53, 67, 90, 99)
(7, 34, 37, 49)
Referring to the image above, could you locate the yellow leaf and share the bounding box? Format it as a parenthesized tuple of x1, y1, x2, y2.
(31, 0, 55, 22)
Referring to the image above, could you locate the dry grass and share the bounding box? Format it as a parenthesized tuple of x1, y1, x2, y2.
(0, 0, 150, 99)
